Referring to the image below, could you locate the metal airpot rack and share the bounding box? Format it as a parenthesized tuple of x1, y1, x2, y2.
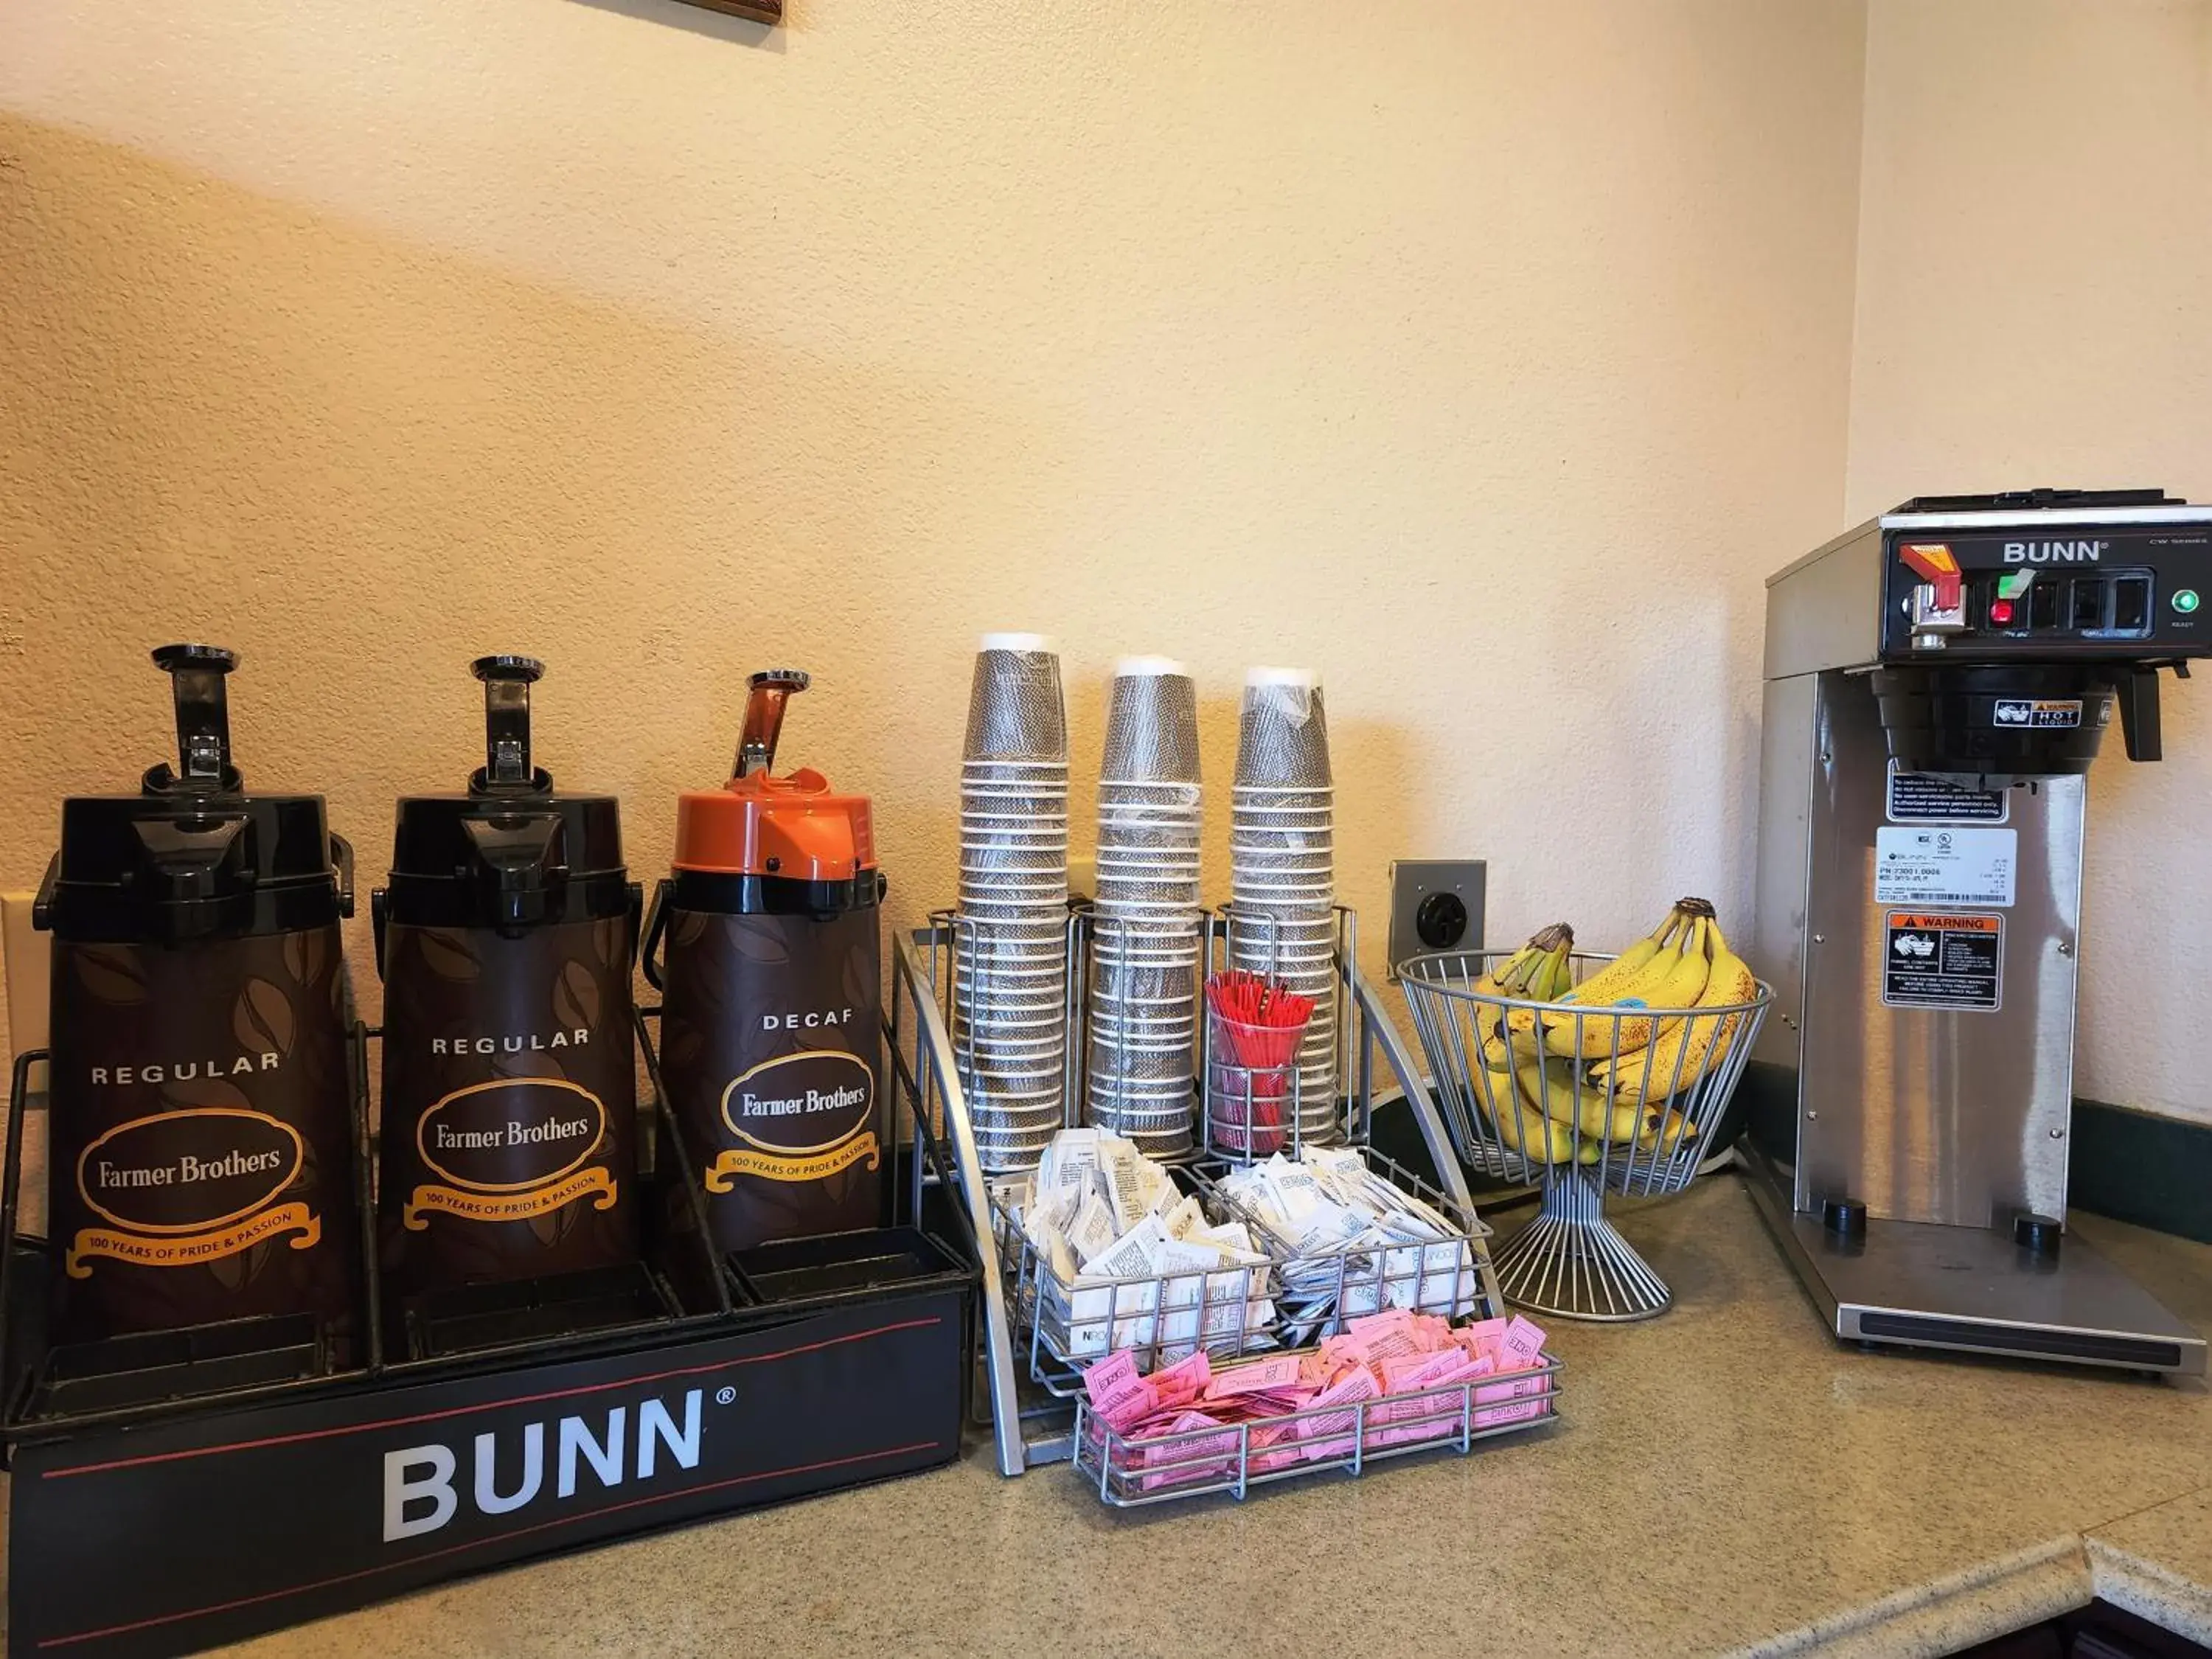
(888, 902, 1510, 1476)
(1397, 950, 1773, 1321)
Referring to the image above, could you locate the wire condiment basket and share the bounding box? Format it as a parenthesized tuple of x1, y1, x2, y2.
(897, 902, 1503, 1472)
(1398, 948, 1773, 1321)
(1071, 1351, 1562, 1506)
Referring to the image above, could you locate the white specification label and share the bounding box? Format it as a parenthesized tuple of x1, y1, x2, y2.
(1873, 827, 2017, 908)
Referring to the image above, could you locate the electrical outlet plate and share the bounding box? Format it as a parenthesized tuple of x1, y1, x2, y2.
(1386, 860, 1486, 979)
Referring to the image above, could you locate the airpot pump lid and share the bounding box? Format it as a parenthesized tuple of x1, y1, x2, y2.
(386, 657, 625, 926)
(673, 668, 875, 882)
(39, 644, 342, 941)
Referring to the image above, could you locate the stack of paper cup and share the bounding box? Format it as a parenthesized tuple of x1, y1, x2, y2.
(1085, 658, 1203, 1158)
(1227, 667, 1340, 1147)
(956, 634, 1071, 1172)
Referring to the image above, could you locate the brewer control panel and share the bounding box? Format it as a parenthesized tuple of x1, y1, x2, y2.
(1879, 520, 2212, 660)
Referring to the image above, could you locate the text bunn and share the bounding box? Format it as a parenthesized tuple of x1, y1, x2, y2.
(383, 1390, 704, 1541)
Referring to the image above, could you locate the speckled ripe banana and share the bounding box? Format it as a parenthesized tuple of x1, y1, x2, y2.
(1540, 899, 1715, 1060)
(1595, 917, 1761, 1102)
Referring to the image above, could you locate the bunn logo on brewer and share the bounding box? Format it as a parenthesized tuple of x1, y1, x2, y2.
(382, 1385, 723, 1543)
(759, 1006, 857, 1032)
(88, 1051, 279, 1085)
(2002, 540, 2107, 563)
(430, 1029, 590, 1055)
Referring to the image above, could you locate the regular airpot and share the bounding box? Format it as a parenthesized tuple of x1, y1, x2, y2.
(33, 645, 361, 1346)
(373, 656, 640, 1297)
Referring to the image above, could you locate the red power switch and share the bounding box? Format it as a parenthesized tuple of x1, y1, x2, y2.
(1899, 543, 1964, 613)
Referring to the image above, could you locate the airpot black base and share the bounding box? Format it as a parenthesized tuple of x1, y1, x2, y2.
(0, 1010, 978, 1659)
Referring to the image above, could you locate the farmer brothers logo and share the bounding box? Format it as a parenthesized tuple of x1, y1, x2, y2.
(71, 1108, 319, 1276)
(406, 1078, 617, 1229)
(709, 1049, 879, 1187)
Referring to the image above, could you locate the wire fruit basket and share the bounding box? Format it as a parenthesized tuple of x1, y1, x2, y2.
(1399, 907, 1772, 1321)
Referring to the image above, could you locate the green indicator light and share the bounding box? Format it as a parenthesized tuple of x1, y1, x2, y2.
(2177, 589, 2202, 614)
(1997, 571, 2035, 600)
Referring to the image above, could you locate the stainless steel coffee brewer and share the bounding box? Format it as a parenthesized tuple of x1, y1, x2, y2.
(1745, 488, 2208, 1374)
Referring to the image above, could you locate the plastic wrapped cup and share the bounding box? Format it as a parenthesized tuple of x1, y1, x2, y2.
(965, 634, 1068, 763)
(1100, 657, 1201, 785)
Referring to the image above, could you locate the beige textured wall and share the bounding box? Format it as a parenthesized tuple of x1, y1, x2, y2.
(1848, 0, 2212, 1121)
(0, 1, 1870, 1064)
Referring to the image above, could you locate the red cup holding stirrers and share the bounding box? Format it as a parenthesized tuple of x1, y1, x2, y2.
(1205, 971, 1315, 1157)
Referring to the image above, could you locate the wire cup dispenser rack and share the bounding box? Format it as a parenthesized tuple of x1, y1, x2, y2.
(1397, 949, 1773, 1321)
(892, 901, 1548, 1477)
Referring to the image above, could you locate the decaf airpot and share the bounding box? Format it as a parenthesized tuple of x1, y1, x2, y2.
(647, 669, 885, 1254)
(374, 657, 640, 1295)
(33, 645, 361, 1344)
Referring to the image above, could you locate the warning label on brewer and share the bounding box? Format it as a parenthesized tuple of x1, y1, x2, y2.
(1882, 911, 2003, 1012)
(1886, 762, 2008, 824)
(1873, 826, 2017, 907)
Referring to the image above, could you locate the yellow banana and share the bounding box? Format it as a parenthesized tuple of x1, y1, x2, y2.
(1598, 916, 1760, 1099)
(1547, 905, 1683, 1010)
(1638, 1107, 1697, 1152)
(1480, 1067, 1580, 1164)
(1543, 907, 1711, 1060)
(1515, 1058, 1658, 1148)
(1467, 940, 1534, 1066)
(1500, 924, 1575, 1048)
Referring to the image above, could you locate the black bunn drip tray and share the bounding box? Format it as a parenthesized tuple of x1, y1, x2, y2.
(401, 1259, 680, 1362)
(727, 1226, 975, 1318)
(29, 1312, 332, 1422)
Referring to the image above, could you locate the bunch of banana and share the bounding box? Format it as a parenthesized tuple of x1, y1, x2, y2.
(1540, 899, 1714, 1060)
(1470, 923, 1573, 1068)
(1593, 914, 1761, 1104)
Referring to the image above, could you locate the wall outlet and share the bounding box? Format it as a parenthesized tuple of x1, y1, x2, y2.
(1386, 860, 1486, 978)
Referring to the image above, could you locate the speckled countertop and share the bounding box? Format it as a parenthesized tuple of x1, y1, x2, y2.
(212, 1175, 2211, 1659)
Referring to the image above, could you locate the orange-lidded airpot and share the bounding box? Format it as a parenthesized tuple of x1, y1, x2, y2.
(646, 670, 886, 1257)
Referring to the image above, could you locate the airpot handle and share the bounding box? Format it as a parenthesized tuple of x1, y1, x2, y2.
(736, 669, 811, 779)
(146, 643, 240, 794)
(470, 655, 553, 796)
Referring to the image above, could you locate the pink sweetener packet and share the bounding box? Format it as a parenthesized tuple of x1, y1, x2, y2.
(1346, 1307, 1415, 1341)
(1296, 1367, 1382, 1461)
(1410, 1313, 1456, 1350)
(1136, 1411, 1243, 1491)
(1204, 1354, 1304, 1399)
(1472, 1365, 1555, 1429)
(1249, 1420, 1304, 1473)
(1345, 1308, 1426, 1364)
(1370, 1370, 1475, 1444)
(1084, 1349, 1142, 1402)
(1373, 1354, 1486, 1426)
(1500, 1314, 1548, 1368)
(1147, 1348, 1214, 1410)
(1095, 1381, 1158, 1434)
(1455, 1317, 1511, 1367)
(1371, 1409, 1464, 1451)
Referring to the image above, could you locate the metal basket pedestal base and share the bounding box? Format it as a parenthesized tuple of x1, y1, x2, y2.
(1490, 1171, 1669, 1322)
